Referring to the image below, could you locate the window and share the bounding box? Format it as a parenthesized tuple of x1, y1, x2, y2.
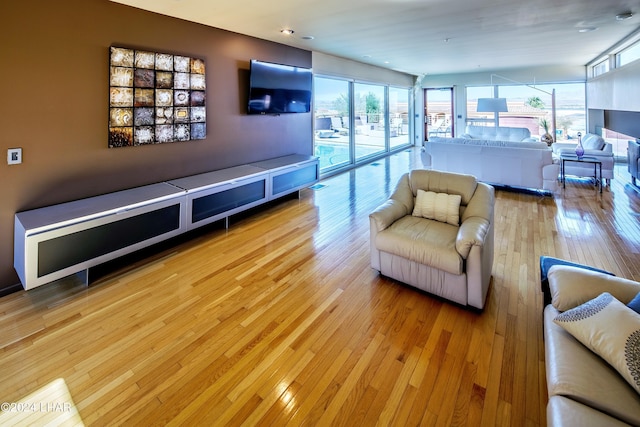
(389, 87, 410, 148)
(314, 77, 351, 171)
(314, 77, 412, 174)
(466, 83, 585, 141)
(592, 59, 610, 77)
(354, 83, 386, 161)
(466, 86, 495, 127)
(617, 41, 640, 67)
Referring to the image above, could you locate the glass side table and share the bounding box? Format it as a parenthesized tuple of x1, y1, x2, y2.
(559, 154, 602, 193)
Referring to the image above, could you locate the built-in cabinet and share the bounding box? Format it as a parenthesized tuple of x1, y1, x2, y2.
(14, 154, 319, 290)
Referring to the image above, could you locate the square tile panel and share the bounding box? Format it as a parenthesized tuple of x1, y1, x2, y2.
(109, 46, 207, 147)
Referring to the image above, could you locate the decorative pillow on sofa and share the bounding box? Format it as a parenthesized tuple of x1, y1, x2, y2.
(412, 189, 461, 226)
(554, 292, 640, 395)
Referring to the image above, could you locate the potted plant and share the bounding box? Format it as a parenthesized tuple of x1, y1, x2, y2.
(539, 118, 553, 146)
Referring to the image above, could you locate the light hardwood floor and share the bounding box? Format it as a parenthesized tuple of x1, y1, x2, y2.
(1, 148, 639, 426)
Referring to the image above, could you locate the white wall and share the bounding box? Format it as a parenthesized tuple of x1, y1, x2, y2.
(312, 52, 415, 87)
(587, 59, 640, 112)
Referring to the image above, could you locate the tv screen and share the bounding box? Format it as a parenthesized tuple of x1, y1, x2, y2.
(248, 60, 312, 114)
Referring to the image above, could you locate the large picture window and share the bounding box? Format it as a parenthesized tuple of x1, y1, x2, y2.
(466, 83, 585, 142)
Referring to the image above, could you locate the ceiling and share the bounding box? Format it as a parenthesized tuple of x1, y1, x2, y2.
(111, 0, 640, 76)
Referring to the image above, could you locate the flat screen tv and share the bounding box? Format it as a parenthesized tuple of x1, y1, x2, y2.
(247, 60, 312, 115)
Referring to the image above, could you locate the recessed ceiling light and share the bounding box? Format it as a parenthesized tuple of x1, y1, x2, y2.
(301, 35, 314, 40)
(616, 12, 633, 21)
(578, 27, 598, 33)
(280, 29, 294, 35)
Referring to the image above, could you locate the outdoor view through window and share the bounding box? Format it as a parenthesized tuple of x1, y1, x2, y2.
(314, 77, 410, 172)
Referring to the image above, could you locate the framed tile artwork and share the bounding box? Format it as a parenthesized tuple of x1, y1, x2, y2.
(108, 46, 206, 148)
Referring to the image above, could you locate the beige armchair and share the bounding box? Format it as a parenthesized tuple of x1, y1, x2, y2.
(369, 170, 495, 309)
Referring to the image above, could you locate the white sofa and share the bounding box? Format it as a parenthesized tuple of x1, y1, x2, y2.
(462, 125, 535, 142)
(422, 137, 559, 193)
(551, 133, 614, 183)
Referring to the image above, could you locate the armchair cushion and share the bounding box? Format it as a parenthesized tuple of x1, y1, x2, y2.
(408, 169, 477, 204)
(582, 133, 606, 150)
(412, 190, 461, 226)
(376, 215, 462, 275)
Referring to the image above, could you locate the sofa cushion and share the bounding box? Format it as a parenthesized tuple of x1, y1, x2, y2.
(464, 125, 531, 142)
(544, 305, 640, 425)
(548, 265, 640, 311)
(554, 292, 640, 395)
(582, 133, 606, 150)
(375, 215, 462, 275)
(547, 396, 634, 427)
(412, 190, 460, 226)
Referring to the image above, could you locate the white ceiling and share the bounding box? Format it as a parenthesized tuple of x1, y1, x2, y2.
(111, 0, 640, 76)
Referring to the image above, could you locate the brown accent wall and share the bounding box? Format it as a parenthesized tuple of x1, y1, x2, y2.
(0, 0, 313, 293)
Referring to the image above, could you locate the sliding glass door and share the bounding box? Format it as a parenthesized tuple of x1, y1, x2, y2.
(424, 87, 454, 140)
(314, 77, 413, 174)
(354, 83, 386, 161)
(389, 87, 410, 149)
(313, 77, 351, 170)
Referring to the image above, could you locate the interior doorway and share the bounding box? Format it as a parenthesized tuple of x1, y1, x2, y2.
(424, 88, 454, 141)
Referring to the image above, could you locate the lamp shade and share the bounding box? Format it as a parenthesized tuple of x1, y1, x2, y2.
(477, 97, 508, 113)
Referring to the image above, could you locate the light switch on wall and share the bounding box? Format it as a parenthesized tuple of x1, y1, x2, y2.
(8, 148, 22, 165)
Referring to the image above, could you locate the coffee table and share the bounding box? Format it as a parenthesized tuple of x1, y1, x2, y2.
(560, 154, 602, 193)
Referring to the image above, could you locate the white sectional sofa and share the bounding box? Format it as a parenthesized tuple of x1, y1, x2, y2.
(422, 137, 559, 193)
(462, 125, 535, 142)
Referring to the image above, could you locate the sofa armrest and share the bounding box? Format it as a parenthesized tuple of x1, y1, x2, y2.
(548, 265, 640, 311)
(455, 217, 490, 258)
(369, 199, 408, 232)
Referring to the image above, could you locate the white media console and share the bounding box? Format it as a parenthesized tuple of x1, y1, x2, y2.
(14, 154, 319, 290)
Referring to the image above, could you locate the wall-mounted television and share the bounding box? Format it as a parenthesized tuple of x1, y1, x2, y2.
(247, 60, 312, 115)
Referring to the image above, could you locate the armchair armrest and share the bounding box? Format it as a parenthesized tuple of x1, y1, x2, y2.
(582, 149, 613, 157)
(548, 265, 640, 311)
(369, 199, 408, 232)
(455, 216, 490, 258)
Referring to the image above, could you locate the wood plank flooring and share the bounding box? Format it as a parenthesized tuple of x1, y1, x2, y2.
(1, 148, 639, 426)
